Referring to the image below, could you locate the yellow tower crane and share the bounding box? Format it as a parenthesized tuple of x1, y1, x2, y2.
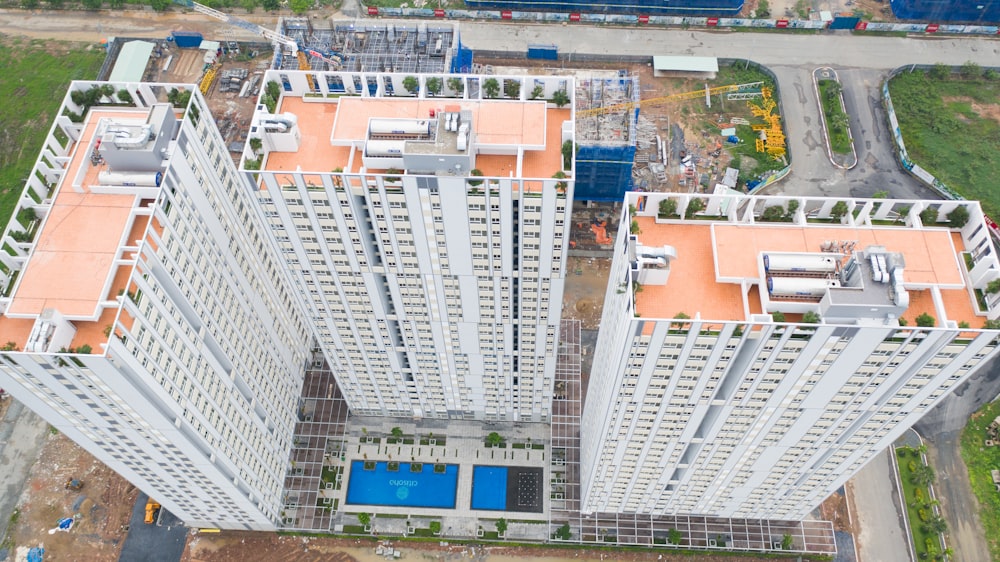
(575, 82, 763, 118)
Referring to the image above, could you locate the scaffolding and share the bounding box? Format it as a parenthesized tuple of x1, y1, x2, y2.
(574, 73, 640, 201)
(277, 20, 458, 74)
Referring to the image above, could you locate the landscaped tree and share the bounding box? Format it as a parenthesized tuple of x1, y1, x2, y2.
(447, 77, 465, 95)
(947, 205, 970, 228)
(495, 518, 508, 536)
(630, 219, 640, 235)
(241, 0, 258, 12)
(781, 533, 793, 550)
(911, 464, 936, 487)
(561, 140, 574, 170)
(429, 521, 442, 535)
(504, 79, 521, 99)
(81, 0, 102, 10)
(772, 311, 786, 322)
(658, 199, 677, 218)
(761, 205, 786, 222)
(986, 319, 1000, 330)
(483, 78, 500, 99)
(425, 77, 443, 97)
(830, 200, 849, 220)
(552, 89, 570, 107)
(552, 171, 567, 192)
(486, 431, 504, 447)
(915, 313, 936, 327)
(391, 426, 404, 440)
(357, 512, 371, 527)
(922, 514, 948, 535)
(555, 523, 572, 540)
(802, 311, 821, 324)
(872, 190, 889, 199)
(920, 207, 939, 225)
(261, 0, 280, 10)
(987, 279, 1000, 294)
(686, 197, 705, 215)
(668, 528, 683, 545)
(402, 76, 420, 95)
(468, 169, 484, 187)
(786, 199, 799, 219)
(530, 84, 545, 100)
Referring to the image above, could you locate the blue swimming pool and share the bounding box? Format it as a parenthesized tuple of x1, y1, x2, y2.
(345, 461, 459, 509)
(471, 465, 508, 510)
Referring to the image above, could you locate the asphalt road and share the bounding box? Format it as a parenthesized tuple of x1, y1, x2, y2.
(460, 25, 1000, 69)
(118, 492, 187, 562)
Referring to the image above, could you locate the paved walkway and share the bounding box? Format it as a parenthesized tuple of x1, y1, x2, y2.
(850, 449, 910, 562)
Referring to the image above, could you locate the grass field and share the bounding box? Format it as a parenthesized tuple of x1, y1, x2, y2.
(960, 400, 1000, 562)
(888, 70, 1000, 220)
(678, 63, 786, 183)
(817, 79, 852, 155)
(0, 36, 105, 232)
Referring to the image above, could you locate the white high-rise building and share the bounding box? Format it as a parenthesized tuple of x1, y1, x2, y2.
(0, 82, 312, 530)
(0, 71, 576, 529)
(582, 192, 1000, 519)
(246, 70, 575, 421)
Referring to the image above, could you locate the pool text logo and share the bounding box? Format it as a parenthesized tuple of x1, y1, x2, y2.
(391, 479, 418, 500)
(389, 479, 419, 487)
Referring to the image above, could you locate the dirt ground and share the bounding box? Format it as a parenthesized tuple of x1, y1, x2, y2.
(562, 256, 611, 330)
(5, 433, 138, 562)
(147, 46, 273, 159)
(184, 532, 824, 562)
(817, 487, 854, 533)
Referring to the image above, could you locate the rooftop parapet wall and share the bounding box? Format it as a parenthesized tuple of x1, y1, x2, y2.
(622, 192, 1000, 326)
(0, 81, 199, 353)
(244, 71, 575, 185)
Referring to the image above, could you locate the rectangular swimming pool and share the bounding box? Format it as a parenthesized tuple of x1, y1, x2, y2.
(345, 461, 459, 509)
(471, 465, 508, 510)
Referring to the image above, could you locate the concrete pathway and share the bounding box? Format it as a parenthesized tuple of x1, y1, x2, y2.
(0, 399, 49, 549)
(850, 449, 910, 562)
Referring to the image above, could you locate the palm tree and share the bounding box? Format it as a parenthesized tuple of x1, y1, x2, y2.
(911, 464, 936, 487)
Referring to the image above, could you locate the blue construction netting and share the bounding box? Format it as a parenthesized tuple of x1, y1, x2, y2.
(890, 0, 1000, 22)
(463, 0, 743, 16)
(450, 38, 474, 74)
(574, 144, 636, 201)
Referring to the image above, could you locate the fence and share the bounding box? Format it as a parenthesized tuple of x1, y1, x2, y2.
(361, 5, 1000, 35)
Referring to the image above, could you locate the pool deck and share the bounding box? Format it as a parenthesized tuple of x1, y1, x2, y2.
(333, 418, 552, 537)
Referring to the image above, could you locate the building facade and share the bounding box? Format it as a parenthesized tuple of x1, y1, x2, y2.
(245, 70, 574, 422)
(0, 82, 313, 530)
(582, 192, 1000, 519)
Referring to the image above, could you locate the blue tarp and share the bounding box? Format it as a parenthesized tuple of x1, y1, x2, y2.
(574, 144, 636, 201)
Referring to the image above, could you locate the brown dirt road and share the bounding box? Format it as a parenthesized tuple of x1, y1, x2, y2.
(0, 8, 292, 43)
(184, 532, 824, 562)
